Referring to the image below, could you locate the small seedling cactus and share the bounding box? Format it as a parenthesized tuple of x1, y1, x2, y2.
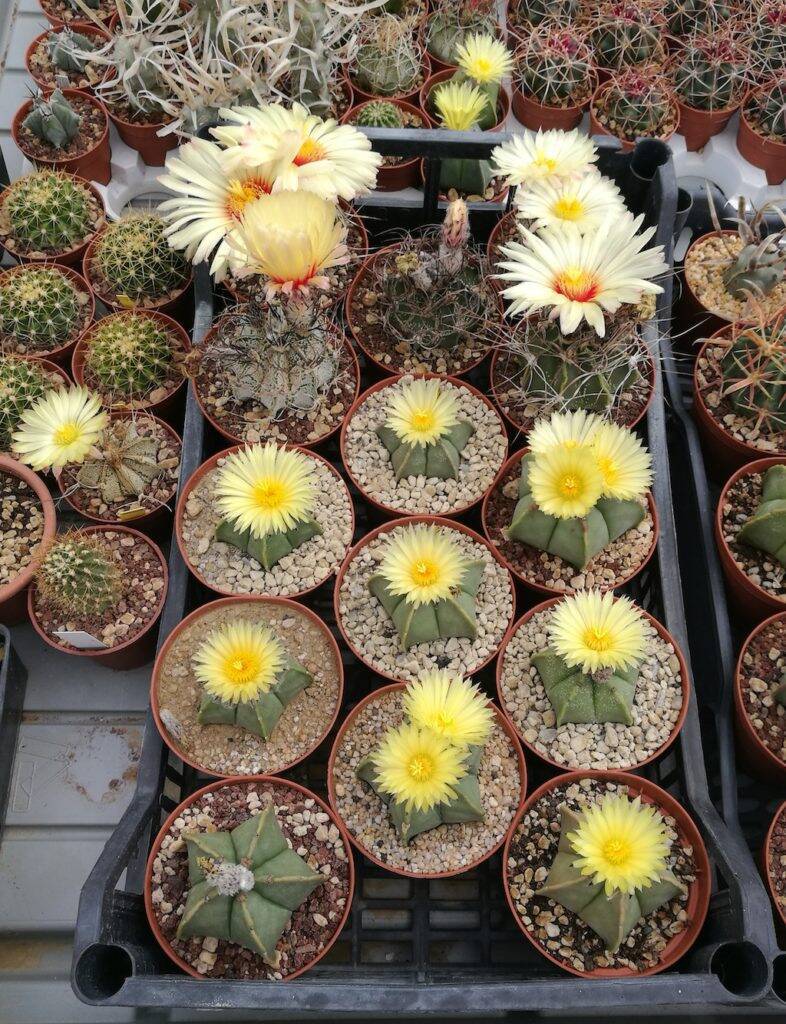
(515, 26, 595, 108)
(0, 356, 57, 451)
(426, 0, 498, 66)
(715, 316, 786, 433)
(596, 71, 673, 142)
(353, 15, 422, 97)
(22, 89, 81, 150)
(1, 170, 96, 255)
(176, 801, 323, 958)
(353, 100, 405, 128)
(75, 417, 164, 504)
(589, 2, 665, 71)
(91, 214, 189, 305)
(36, 531, 122, 618)
(737, 464, 786, 566)
(83, 314, 178, 404)
(0, 267, 83, 355)
(708, 196, 786, 301)
(670, 35, 748, 112)
(48, 27, 97, 75)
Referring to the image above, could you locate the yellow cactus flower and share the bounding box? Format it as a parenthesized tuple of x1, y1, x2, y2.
(591, 421, 653, 501)
(528, 444, 604, 520)
(455, 33, 514, 84)
(379, 523, 468, 607)
(386, 379, 460, 447)
(214, 442, 317, 539)
(514, 171, 624, 235)
(193, 621, 285, 705)
(12, 386, 107, 471)
(403, 669, 493, 747)
(433, 79, 490, 130)
(549, 590, 647, 675)
(371, 720, 467, 812)
(528, 409, 603, 456)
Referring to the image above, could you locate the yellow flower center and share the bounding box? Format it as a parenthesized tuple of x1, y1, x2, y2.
(411, 559, 439, 588)
(410, 409, 436, 435)
(224, 652, 261, 686)
(294, 138, 327, 166)
(552, 196, 585, 221)
(54, 422, 80, 446)
(435, 711, 455, 731)
(252, 477, 287, 511)
(559, 473, 579, 498)
(582, 626, 613, 653)
(225, 176, 271, 220)
(602, 836, 632, 866)
(535, 155, 558, 172)
(407, 753, 434, 781)
(554, 267, 599, 302)
(471, 56, 493, 79)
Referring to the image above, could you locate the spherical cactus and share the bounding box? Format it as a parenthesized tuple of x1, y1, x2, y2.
(1, 170, 97, 255)
(516, 26, 594, 106)
(511, 0, 577, 27)
(48, 27, 96, 74)
(0, 267, 83, 355)
(0, 356, 58, 451)
(754, 79, 786, 141)
(354, 15, 422, 97)
(91, 214, 189, 305)
(665, 0, 733, 35)
(589, 7, 663, 72)
(600, 72, 671, 140)
(36, 531, 122, 618)
(83, 313, 178, 403)
(22, 89, 82, 150)
(354, 100, 405, 128)
(427, 0, 498, 65)
(719, 318, 786, 431)
(671, 35, 746, 112)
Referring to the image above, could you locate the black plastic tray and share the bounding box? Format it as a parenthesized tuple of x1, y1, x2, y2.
(70, 133, 773, 1012)
(0, 624, 27, 841)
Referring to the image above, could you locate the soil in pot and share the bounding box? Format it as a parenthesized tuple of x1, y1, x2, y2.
(0, 470, 47, 591)
(719, 466, 786, 606)
(738, 615, 786, 768)
(498, 603, 685, 771)
(329, 77, 354, 121)
(39, 0, 115, 24)
(15, 91, 107, 166)
(154, 598, 343, 777)
(27, 23, 109, 91)
(685, 233, 786, 325)
(506, 775, 700, 974)
(179, 451, 354, 598)
(147, 778, 352, 979)
(0, 264, 93, 359)
(767, 803, 786, 926)
(330, 686, 523, 874)
(0, 171, 105, 263)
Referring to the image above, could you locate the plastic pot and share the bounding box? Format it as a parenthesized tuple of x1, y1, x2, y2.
(12, 87, 111, 186)
(327, 681, 527, 879)
(419, 69, 510, 129)
(333, 514, 516, 685)
(496, 597, 691, 773)
(105, 95, 178, 167)
(27, 523, 168, 670)
(737, 83, 786, 186)
(25, 22, 111, 93)
(150, 595, 345, 779)
(733, 612, 786, 786)
(511, 74, 597, 132)
(143, 775, 356, 981)
(714, 456, 786, 624)
(763, 801, 786, 931)
(589, 80, 679, 153)
(340, 99, 424, 191)
(676, 96, 739, 152)
(339, 372, 509, 519)
(175, 444, 355, 601)
(0, 457, 57, 625)
(502, 769, 711, 977)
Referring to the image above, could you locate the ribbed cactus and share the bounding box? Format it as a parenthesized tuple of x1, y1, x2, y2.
(354, 100, 405, 128)
(176, 803, 323, 958)
(510, 0, 578, 27)
(198, 657, 312, 739)
(532, 648, 639, 726)
(717, 319, 786, 432)
(83, 314, 178, 403)
(737, 465, 786, 567)
(723, 237, 786, 299)
(215, 516, 323, 570)
(2, 170, 95, 254)
(671, 36, 746, 112)
(36, 532, 122, 618)
(48, 28, 96, 74)
(22, 89, 82, 150)
(91, 215, 188, 305)
(752, 1, 786, 80)
(0, 356, 57, 451)
(0, 267, 82, 354)
(665, 0, 733, 34)
(750, 80, 786, 142)
(426, 0, 498, 66)
(353, 15, 422, 97)
(376, 421, 474, 481)
(516, 26, 595, 107)
(598, 72, 671, 141)
(75, 417, 162, 503)
(589, 5, 663, 71)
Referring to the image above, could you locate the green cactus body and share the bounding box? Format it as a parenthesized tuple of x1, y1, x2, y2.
(518, 30, 593, 106)
(673, 49, 737, 111)
(376, 421, 474, 481)
(48, 28, 95, 74)
(354, 16, 421, 97)
(2, 171, 95, 255)
(176, 802, 323, 959)
(368, 559, 484, 648)
(666, 0, 732, 34)
(506, 454, 646, 570)
(512, 0, 577, 26)
(774, 671, 786, 706)
(91, 215, 189, 305)
(737, 465, 786, 567)
(753, 7, 786, 80)
(356, 743, 484, 842)
(75, 417, 161, 503)
(354, 100, 405, 128)
(198, 656, 312, 740)
(438, 158, 493, 196)
(753, 81, 786, 142)
(601, 74, 670, 140)
(427, 5, 497, 65)
(723, 241, 786, 300)
(215, 517, 323, 570)
(0, 356, 57, 451)
(538, 806, 685, 952)
(532, 648, 639, 726)
(36, 533, 121, 617)
(84, 314, 178, 404)
(719, 323, 786, 431)
(590, 17, 661, 71)
(22, 89, 81, 150)
(0, 267, 82, 354)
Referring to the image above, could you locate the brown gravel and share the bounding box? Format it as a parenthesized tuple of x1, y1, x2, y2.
(332, 688, 523, 873)
(0, 179, 104, 260)
(0, 472, 45, 586)
(38, 0, 115, 23)
(17, 93, 106, 163)
(150, 780, 351, 979)
(27, 28, 106, 92)
(506, 777, 696, 974)
(592, 94, 678, 144)
(739, 616, 786, 763)
(720, 470, 786, 601)
(768, 804, 786, 922)
(156, 599, 342, 776)
(685, 234, 786, 324)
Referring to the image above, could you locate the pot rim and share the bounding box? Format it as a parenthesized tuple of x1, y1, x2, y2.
(0, 456, 57, 606)
(734, 609, 786, 780)
(25, 20, 111, 90)
(763, 798, 786, 929)
(589, 77, 680, 151)
(12, 86, 110, 168)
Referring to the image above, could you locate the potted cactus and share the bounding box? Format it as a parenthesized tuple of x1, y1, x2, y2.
(0, 356, 69, 454)
(507, 0, 578, 41)
(665, 0, 735, 35)
(737, 78, 786, 186)
(12, 87, 111, 185)
(0, 264, 94, 364)
(328, 671, 526, 877)
(0, 170, 105, 266)
(503, 772, 710, 976)
(176, 441, 354, 600)
(426, 0, 499, 71)
(482, 411, 658, 596)
(497, 591, 689, 772)
(341, 373, 508, 517)
(38, 0, 115, 27)
(588, 1, 668, 74)
(0, 456, 56, 625)
(590, 71, 680, 151)
(512, 24, 598, 132)
(342, 100, 425, 191)
(26, 21, 110, 92)
(348, 14, 427, 104)
(151, 595, 344, 777)
(733, 612, 786, 785)
(144, 775, 354, 980)
(751, 0, 786, 83)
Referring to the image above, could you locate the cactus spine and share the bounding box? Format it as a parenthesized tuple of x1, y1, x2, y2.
(353, 15, 422, 97)
(83, 313, 178, 404)
(597, 71, 672, 141)
(515, 26, 595, 107)
(717, 318, 786, 432)
(1, 170, 96, 254)
(22, 89, 82, 149)
(36, 531, 122, 618)
(748, 80, 786, 142)
(0, 267, 83, 355)
(0, 356, 58, 451)
(671, 35, 747, 112)
(589, 3, 664, 71)
(353, 100, 405, 128)
(91, 214, 188, 305)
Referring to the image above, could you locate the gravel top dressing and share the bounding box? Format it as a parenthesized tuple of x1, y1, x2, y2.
(686, 234, 786, 324)
(0, 472, 44, 586)
(721, 471, 786, 601)
(739, 616, 786, 763)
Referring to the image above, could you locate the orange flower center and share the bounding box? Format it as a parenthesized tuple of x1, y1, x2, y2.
(225, 176, 272, 220)
(554, 268, 599, 302)
(294, 138, 327, 166)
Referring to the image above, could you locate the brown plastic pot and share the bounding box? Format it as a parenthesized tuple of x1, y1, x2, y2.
(763, 801, 786, 930)
(340, 100, 424, 191)
(679, 229, 744, 344)
(737, 83, 786, 186)
(104, 92, 178, 167)
(676, 96, 739, 152)
(333, 514, 516, 685)
(419, 69, 510, 129)
(27, 523, 168, 669)
(0, 457, 56, 625)
(733, 612, 786, 786)
(339, 372, 509, 518)
(327, 681, 527, 879)
(176, 444, 355, 600)
(715, 456, 786, 624)
(345, 56, 429, 108)
(481, 447, 660, 599)
(496, 597, 691, 773)
(12, 87, 111, 186)
(150, 594, 345, 779)
(589, 80, 679, 153)
(502, 769, 711, 977)
(72, 311, 190, 419)
(511, 73, 597, 132)
(25, 22, 111, 93)
(143, 774, 356, 981)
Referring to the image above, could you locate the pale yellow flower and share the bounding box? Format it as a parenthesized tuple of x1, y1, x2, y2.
(379, 524, 468, 607)
(491, 129, 598, 188)
(371, 721, 467, 812)
(455, 33, 513, 84)
(12, 386, 107, 471)
(386, 379, 460, 447)
(549, 591, 647, 675)
(193, 621, 285, 705)
(528, 409, 603, 455)
(433, 79, 489, 130)
(591, 421, 653, 500)
(404, 669, 493, 747)
(528, 444, 604, 519)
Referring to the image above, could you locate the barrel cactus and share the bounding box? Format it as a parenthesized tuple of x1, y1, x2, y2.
(716, 318, 786, 432)
(509, 0, 578, 29)
(426, 0, 498, 66)
(176, 801, 323, 958)
(22, 89, 81, 149)
(751, 0, 786, 80)
(665, 0, 733, 34)
(83, 313, 178, 404)
(75, 416, 163, 503)
(0, 266, 84, 355)
(515, 26, 595, 107)
(353, 15, 422, 97)
(0, 356, 58, 451)
(589, 4, 664, 71)
(354, 100, 405, 128)
(1, 170, 97, 254)
(91, 214, 189, 306)
(737, 464, 786, 566)
(748, 79, 786, 142)
(671, 35, 747, 112)
(48, 27, 96, 74)
(36, 531, 122, 618)
(597, 72, 672, 142)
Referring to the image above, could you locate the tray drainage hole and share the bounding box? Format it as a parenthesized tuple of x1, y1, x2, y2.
(711, 941, 770, 998)
(74, 943, 133, 1001)
(773, 953, 786, 1002)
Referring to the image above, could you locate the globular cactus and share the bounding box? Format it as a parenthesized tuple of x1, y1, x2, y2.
(354, 100, 405, 128)
(22, 89, 82, 150)
(1, 170, 95, 254)
(76, 417, 163, 503)
(0, 356, 58, 451)
(36, 531, 122, 618)
(91, 214, 189, 305)
(83, 314, 178, 403)
(377, 421, 474, 481)
(751, 0, 786, 80)
(215, 516, 323, 570)
(737, 464, 786, 566)
(0, 267, 83, 355)
(597, 71, 672, 141)
(176, 802, 323, 958)
(748, 79, 786, 142)
(509, 0, 578, 28)
(532, 649, 639, 726)
(353, 15, 422, 97)
(665, 0, 733, 35)
(426, 0, 498, 67)
(589, 2, 665, 72)
(48, 28, 96, 74)
(671, 35, 747, 112)
(515, 25, 595, 107)
(716, 318, 786, 432)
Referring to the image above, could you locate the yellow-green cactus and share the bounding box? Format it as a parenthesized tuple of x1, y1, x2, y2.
(532, 648, 639, 726)
(376, 421, 474, 481)
(215, 517, 322, 570)
(198, 657, 312, 739)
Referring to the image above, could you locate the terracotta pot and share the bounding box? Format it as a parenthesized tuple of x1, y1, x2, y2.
(733, 612, 786, 786)
(12, 87, 111, 186)
(72, 311, 190, 420)
(0, 457, 56, 625)
(327, 681, 527, 879)
(25, 22, 111, 93)
(715, 456, 786, 624)
(0, 263, 95, 366)
(678, 230, 743, 346)
(502, 769, 712, 977)
(419, 69, 510, 129)
(424, 48, 457, 76)
(333, 514, 516, 685)
(0, 174, 106, 268)
(143, 775, 356, 981)
(27, 523, 168, 670)
(481, 447, 660, 598)
(340, 100, 424, 191)
(496, 597, 691, 773)
(676, 96, 739, 153)
(511, 73, 597, 132)
(176, 444, 355, 600)
(339, 372, 509, 518)
(53, 411, 181, 530)
(486, 209, 516, 285)
(150, 595, 345, 779)
(737, 83, 786, 186)
(345, 57, 429, 109)
(105, 93, 178, 167)
(589, 80, 679, 153)
(763, 801, 786, 930)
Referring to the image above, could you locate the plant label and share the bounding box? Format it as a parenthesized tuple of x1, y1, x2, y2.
(53, 629, 108, 650)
